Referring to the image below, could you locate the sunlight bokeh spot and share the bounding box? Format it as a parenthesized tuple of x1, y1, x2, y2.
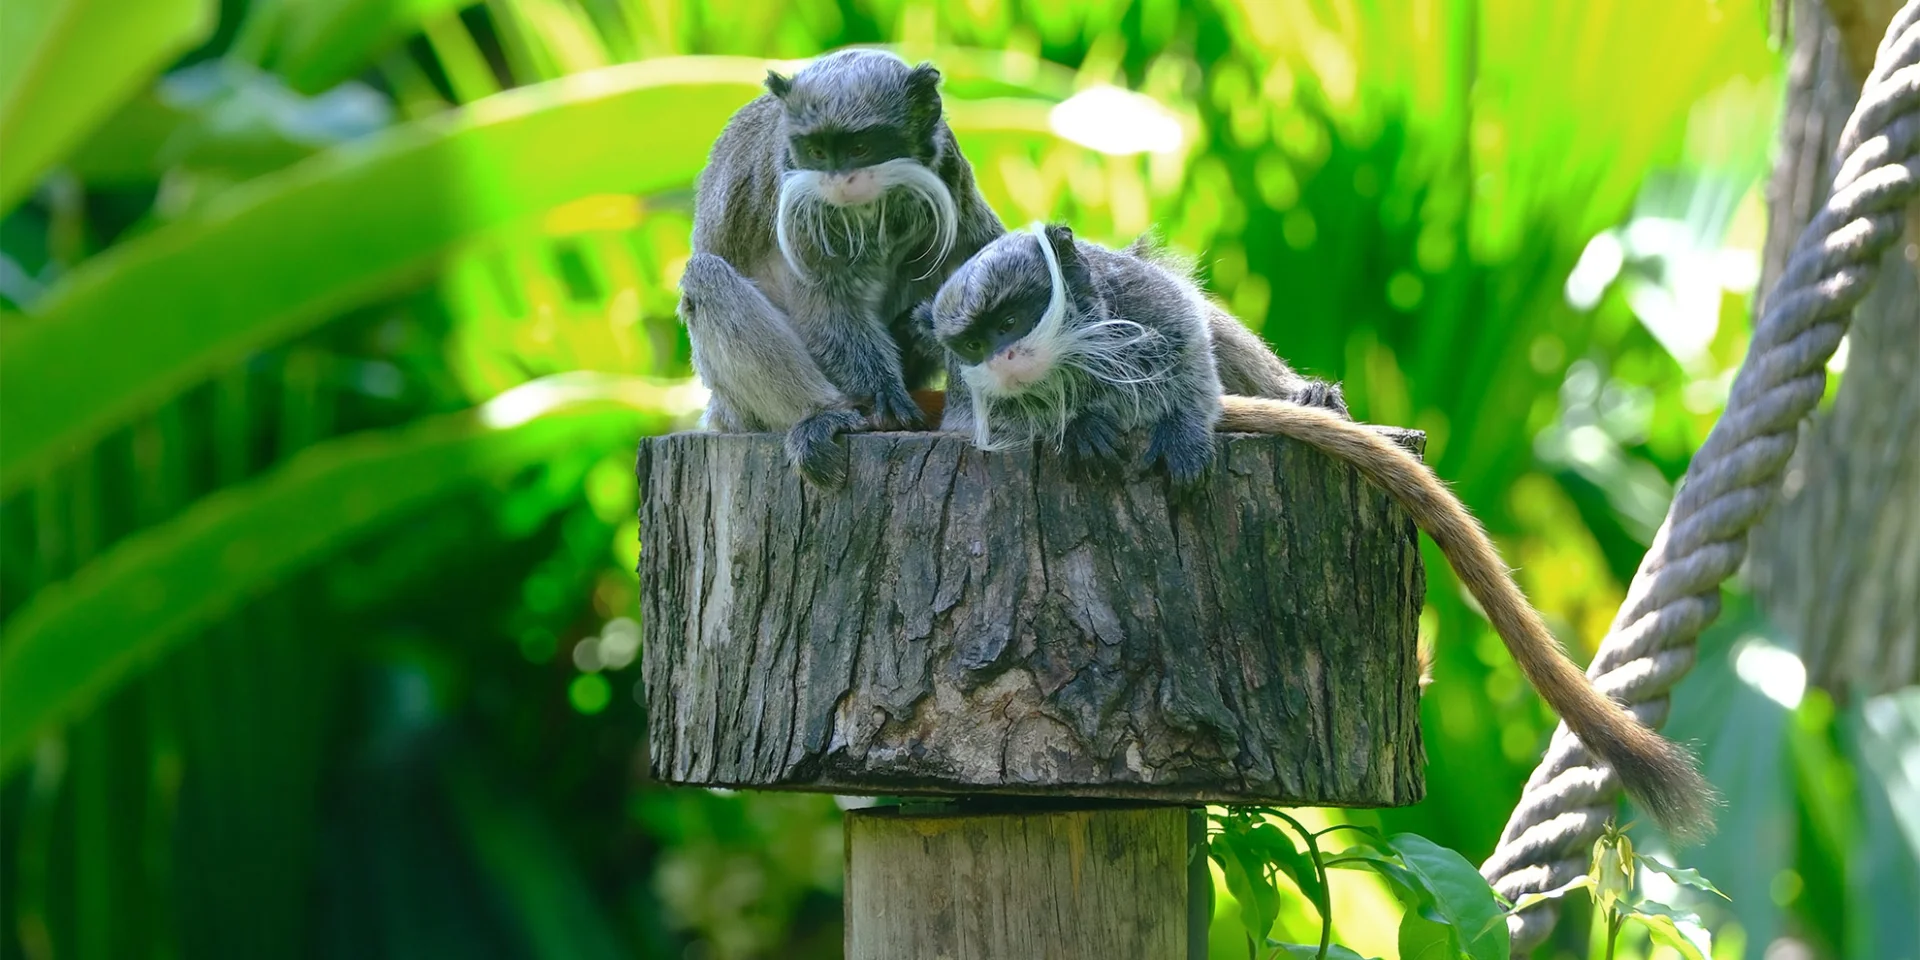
(569, 673, 611, 714)
(1048, 86, 1183, 156)
(597, 617, 641, 670)
(1732, 636, 1808, 710)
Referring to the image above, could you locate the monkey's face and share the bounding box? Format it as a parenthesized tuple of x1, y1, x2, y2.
(767, 53, 961, 275)
(785, 127, 918, 206)
(939, 286, 1053, 395)
(926, 241, 1063, 398)
(767, 51, 944, 209)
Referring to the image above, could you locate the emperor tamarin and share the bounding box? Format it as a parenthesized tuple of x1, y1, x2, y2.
(681, 48, 1004, 486)
(920, 224, 1718, 842)
(924, 223, 1350, 485)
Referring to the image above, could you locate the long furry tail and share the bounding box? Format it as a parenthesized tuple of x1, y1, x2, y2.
(1219, 395, 1718, 843)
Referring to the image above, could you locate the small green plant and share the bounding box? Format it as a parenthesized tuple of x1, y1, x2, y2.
(1488, 818, 1731, 960)
(1207, 808, 1507, 960)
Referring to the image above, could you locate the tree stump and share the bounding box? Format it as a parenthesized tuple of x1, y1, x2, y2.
(638, 428, 1427, 806)
(636, 423, 1428, 957)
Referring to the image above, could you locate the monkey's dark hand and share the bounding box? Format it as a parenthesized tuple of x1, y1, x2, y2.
(785, 407, 865, 489)
(1297, 380, 1351, 420)
(1060, 410, 1124, 481)
(866, 382, 928, 432)
(1144, 416, 1215, 493)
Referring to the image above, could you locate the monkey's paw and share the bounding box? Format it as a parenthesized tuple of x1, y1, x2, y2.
(1060, 413, 1124, 480)
(785, 407, 864, 489)
(1299, 380, 1351, 419)
(1144, 420, 1215, 493)
(866, 386, 928, 432)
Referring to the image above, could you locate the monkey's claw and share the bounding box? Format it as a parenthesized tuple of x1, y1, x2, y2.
(1144, 420, 1215, 493)
(867, 388, 927, 432)
(1299, 381, 1351, 419)
(786, 407, 864, 489)
(794, 441, 848, 488)
(1061, 413, 1124, 480)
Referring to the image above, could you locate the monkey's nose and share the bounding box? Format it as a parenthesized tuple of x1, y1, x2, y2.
(823, 173, 882, 206)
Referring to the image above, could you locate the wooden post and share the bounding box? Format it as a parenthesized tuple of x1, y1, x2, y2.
(845, 802, 1206, 960)
(637, 423, 1427, 957)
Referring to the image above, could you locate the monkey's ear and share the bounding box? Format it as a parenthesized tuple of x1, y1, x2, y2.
(1042, 223, 1093, 300)
(907, 62, 942, 95)
(765, 70, 793, 99)
(909, 300, 935, 331)
(1043, 223, 1081, 271)
(905, 62, 943, 127)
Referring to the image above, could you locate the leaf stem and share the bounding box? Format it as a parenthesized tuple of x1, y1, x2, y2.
(1311, 824, 1377, 841)
(1319, 857, 1373, 869)
(1604, 909, 1621, 960)
(1263, 810, 1334, 960)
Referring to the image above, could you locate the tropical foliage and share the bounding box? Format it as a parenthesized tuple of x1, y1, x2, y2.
(2, 0, 1914, 958)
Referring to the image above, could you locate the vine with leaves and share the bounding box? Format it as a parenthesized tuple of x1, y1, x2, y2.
(1208, 813, 1728, 960)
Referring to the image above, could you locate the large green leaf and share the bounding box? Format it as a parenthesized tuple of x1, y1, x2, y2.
(1212, 829, 1281, 946)
(0, 0, 216, 210)
(0, 373, 690, 773)
(258, 0, 471, 94)
(1388, 834, 1510, 960)
(1244, 822, 1325, 908)
(1269, 943, 1378, 960)
(0, 56, 761, 494)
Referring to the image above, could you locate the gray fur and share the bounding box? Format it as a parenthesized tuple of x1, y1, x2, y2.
(679, 253, 865, 486)
(925, 225, 1348, 486)
(683, 254, 846, 430)
(686, 48, 1005, 449)
(1124, 233, 1348, 415)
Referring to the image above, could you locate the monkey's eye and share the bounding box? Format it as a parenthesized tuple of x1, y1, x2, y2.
(850, 142, 870, 159)
(959, 336, 983, 355)
(994, 316, 1016, 334)
(806, 145, 827, 161)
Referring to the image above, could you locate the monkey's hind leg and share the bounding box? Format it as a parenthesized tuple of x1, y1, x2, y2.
(680, 253, 862, 487)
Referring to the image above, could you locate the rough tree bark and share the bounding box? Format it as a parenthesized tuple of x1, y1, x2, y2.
(1748, 0, 1920, 696)
(637, 429, 1428, 806)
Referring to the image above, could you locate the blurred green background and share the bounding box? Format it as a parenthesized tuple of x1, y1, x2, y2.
(2, 0, 1915, 958)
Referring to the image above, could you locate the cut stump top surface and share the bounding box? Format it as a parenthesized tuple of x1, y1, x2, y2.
(637, 426, 1428, 807)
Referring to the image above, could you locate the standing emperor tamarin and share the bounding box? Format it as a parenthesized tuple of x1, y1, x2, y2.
(680, 48, 1006, 486)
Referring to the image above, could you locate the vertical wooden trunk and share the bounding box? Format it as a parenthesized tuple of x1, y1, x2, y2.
(844, 804, 1206, 960)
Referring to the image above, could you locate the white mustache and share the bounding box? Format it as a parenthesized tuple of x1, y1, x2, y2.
(966, 227, 1170, 452)
(774, 158, 958, 281)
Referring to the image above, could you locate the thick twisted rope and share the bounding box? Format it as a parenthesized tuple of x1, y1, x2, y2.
(1480, 3, 1920, 950)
